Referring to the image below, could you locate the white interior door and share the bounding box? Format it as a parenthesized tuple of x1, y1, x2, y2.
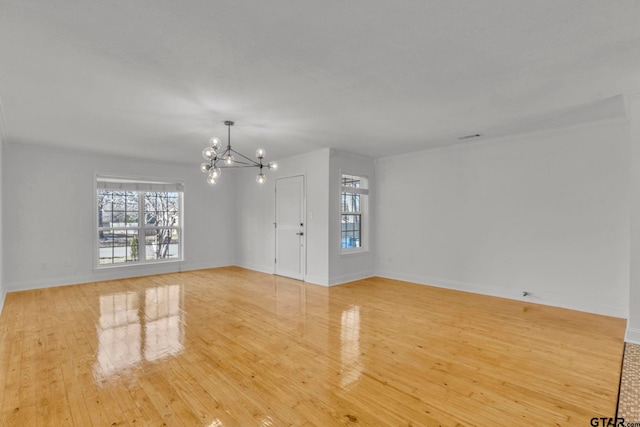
(275, 175, 305, 280)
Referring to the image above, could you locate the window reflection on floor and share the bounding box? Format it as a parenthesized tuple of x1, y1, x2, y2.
(145, 285, 183, 361)
(94, 284, 183, 382)
(95, 292, 141, 377)
(340, 305, 362, 390)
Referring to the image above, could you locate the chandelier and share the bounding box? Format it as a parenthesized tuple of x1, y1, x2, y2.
(200, 120, 277, 184)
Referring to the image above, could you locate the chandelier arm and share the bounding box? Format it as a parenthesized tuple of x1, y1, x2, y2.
(229, 147, 262, 166)
(217, 147, 230, 158)
(218, 164, 261, 168)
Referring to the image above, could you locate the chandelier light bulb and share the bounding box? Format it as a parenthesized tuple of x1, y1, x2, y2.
(268, 161, 278, 171)
(211, 166, 221, 178)
(225, 154, 234, 165)
(202, 147, 215, 161)
(200, 162, 211, 173)
(206, 175, 217, 185)
(256, 173, 267, 184)
(209, 137, 221, 150)
(255, 148, 266, 159)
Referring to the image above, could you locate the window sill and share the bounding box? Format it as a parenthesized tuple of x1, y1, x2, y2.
(340, 248, 369, 256)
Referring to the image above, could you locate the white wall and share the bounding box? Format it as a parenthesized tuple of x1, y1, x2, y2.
(328, 150, 375, 285)
(628, 92, 640, 342)
(3, 143, 236, 291)
(376, 120, 630, 317)
(235, 149, 330, 285)
(3, 118, 631, 321)
(0, 115, 4, 312)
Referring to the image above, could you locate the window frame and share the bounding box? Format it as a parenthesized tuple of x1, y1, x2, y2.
(95, 175, 184, 269)
(340, 172, 369, 254)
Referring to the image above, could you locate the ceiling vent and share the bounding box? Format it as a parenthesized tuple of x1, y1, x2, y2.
(458, 133, 483, 140)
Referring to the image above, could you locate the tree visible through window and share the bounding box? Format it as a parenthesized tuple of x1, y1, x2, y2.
(97, 177, 183, 266)
(341, 174, 368, 250)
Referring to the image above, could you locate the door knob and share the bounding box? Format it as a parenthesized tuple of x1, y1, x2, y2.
(296, 232, 304, 236)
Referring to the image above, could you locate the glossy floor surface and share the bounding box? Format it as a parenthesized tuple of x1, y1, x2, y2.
(0, 267, 626, 426)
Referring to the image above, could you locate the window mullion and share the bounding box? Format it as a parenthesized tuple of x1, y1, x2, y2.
(139, 191, 145, 263)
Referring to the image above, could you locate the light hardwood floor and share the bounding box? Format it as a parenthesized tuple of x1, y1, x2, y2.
(0, 267, 626, 426)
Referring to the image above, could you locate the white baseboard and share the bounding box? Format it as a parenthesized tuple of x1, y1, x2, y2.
(0, 288, 5, 316)
(625, 327, 640, 344)
(329, 271, 375, 286)
(375, 269, 627, 318)
(6, 261, 234, 292)
(236, 263, 330, 286)
(236, 262, 274, 275)
(180, 260, 235, 272)
(8, 264, 624, 319)
(304, 274, 329, 286)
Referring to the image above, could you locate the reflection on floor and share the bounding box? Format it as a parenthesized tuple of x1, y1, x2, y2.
(0, 267, 628, 425)
(94, 285, 184, 382)
(340, 305, 362, 390)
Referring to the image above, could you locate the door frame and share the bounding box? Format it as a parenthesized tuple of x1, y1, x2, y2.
(274, 174, 306, 281)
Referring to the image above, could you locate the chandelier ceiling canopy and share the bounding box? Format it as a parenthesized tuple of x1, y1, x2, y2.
(200, 121, 277, 184)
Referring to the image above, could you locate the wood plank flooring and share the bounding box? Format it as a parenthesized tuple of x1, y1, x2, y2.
(0, 267, 626, 426)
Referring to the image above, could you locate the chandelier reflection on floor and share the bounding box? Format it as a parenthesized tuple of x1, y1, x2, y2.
(200, 120, 278, 184)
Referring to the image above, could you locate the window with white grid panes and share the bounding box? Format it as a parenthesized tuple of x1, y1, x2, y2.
(341, 174, 368, 251)
(97, 177, 183, 267)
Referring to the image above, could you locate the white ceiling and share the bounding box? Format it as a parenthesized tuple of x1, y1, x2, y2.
(1, 1, 639, 164)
